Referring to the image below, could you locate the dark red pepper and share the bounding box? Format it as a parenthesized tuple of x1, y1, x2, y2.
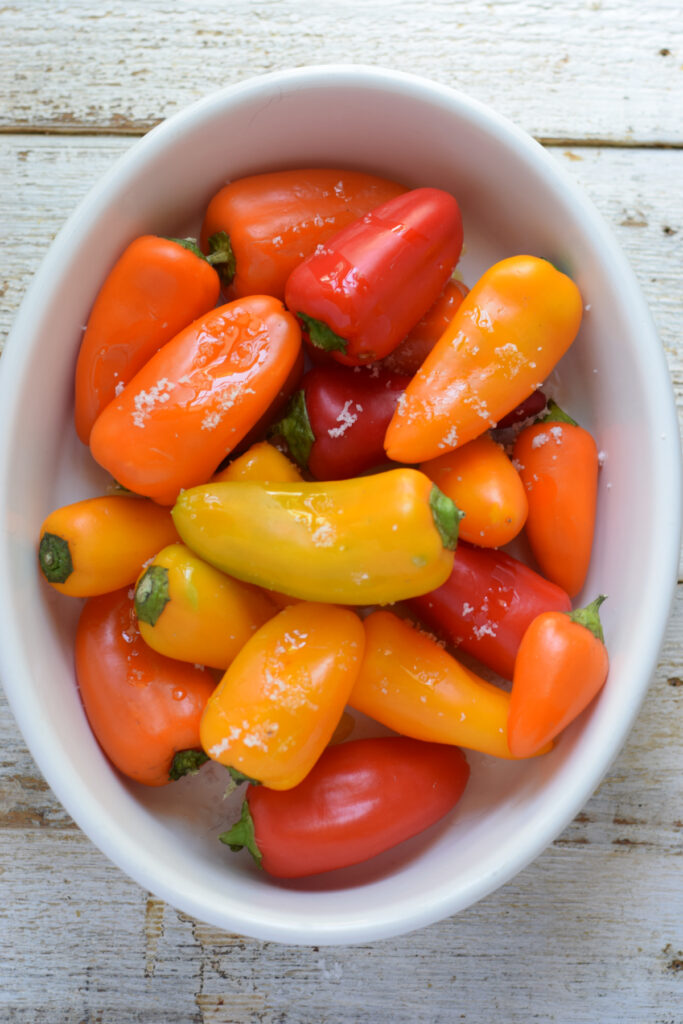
(406, 541, 572, 680)
(271, 363, 410, 480)
(284, 187, 463, 366)
(219, 735, 470, 878)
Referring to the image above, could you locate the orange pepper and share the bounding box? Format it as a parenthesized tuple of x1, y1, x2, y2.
(420, 434, 528, 548)
(508, 597, 609, 757)
(349, 610, 548, 759)
(383, 278, 468, 376)
(75, 588, 217, 786)
(212, 440, 302, 484)
(384, 255, 583, 463)
(38, 494, 179, 597)
(88, 295, 302, 505)
(513, 401, 599, 596)
(134, 543, 277, 668)
(199, 168, 405, 300)
(74, 236, 222, 444)
(200, 602, 365, 789)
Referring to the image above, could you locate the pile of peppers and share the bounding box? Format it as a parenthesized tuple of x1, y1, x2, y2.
(38, 168, 609, 879)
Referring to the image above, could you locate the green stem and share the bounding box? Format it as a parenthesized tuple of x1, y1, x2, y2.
(270, 389, 315, 469)
(227, 766, 261, 787)
(297, 312, 348, 354)
(206, 231, 236, 284)
(169, 748, 209, 781)
(219, 799, 263, 868)
(540, 399, 578, 426)
(38, 533, 73, 584)
(429, 485, 463, 551)
(567, 595, 607, 643)
(165, 236, 205, 260)
(134, 565, 170, 626)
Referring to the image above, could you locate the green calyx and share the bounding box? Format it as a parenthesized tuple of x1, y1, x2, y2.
(429, 485, 464, 551)
(134, 564, 170, 626)
(567, 594, 607, 643)
(39, 532, 73, 584)
(219, 799, 263, 869)
(540, 399, 579, 426)
(206, 231, 236, 285)
(166, 236, 205, 260)
(169, 748, 209, 781)
(297, 312, 348, 354)
(227, 766, 261, 787)
(270, 389, 315, 469)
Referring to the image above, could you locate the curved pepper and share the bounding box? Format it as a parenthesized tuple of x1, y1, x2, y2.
(38, 494, 179, 597)
(212, 440, 302, 484)
(199, 168, 405, 299)
(74, 235, 223, 443)
(419, 434, 528, 548)
(384, 255, 583, 463)
(272, 363, 410, 480)
(75, 588, 216, 786)
(406, 542, 572, 680)
(89, 295, 302, 505)
(134, 543, 277, 668)
(285, 187, 463, 365)
(172, 469, 462, 605)
(349, 610, 549, 759)
(512, 401, 599, 597)
(200, 602, 365, 790)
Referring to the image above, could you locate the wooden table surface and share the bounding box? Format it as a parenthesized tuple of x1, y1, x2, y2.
(1, 3, 682, 1022)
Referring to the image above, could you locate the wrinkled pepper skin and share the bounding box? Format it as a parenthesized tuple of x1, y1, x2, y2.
(220, 736, 470, 878)
(285, 187, 463, 366)
(419, 434, 528, 548)
(200, 168, 405, 299)
(89, 295, 302, 506)
(74, 236, 221, 443)
(349, 610, 547, 759)
(200, 602, 365, 790)
(172, 469, 461, 605)
(406, 542, 572, 680)
(38, 495, 179, 597)
(513, 404, 599, 597)
(134, 543, 278, 668)
(75, 588, 216, 786)
(385, 255, 583, 463)
(273, 363, 410, 480)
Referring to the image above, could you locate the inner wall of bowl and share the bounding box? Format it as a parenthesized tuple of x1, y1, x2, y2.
(2, 68, 677, 943)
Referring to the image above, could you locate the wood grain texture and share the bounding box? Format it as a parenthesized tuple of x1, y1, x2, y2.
(1, 0, 683, 144)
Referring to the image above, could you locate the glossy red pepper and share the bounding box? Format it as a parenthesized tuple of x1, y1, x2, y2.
(220, 735, 469, 878)
(406, 541, 572, 680)
(284, 187, 464, 366)
(272, 363, 410, 479)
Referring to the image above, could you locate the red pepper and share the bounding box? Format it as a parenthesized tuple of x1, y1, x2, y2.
(383, 278, 469, 376)
(219, 736, 469, 878)
(272, 363, 410, 479)
(406, 541, 572, 680)
(74, 236, 223, 444)
(284, 187, 464, 366)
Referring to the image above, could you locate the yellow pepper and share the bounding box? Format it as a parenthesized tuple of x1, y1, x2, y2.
(172, 468, 462, 605)
(134, 543, 277, 668)
(349, 610, 550, 759)
(200, 602, 365, 789)
(38, 495, 179, 597)
(212, 440, 302, 484)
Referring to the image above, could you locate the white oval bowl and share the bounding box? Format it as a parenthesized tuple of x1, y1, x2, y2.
(0, 66, 680, 946)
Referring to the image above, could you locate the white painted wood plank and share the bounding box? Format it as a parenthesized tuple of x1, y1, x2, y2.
(1, 0, 682, 144)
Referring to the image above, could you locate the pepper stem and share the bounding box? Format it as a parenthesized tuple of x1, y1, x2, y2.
(541, 399, 579, 426)
(206, 231, 236, 284)
(567, 595, 607, 643)
(297, 312, 348, 354)
(169, 749, 209, 781)
(135, 565, 170, 626)
(429, 485, 463, 551)
(218, 800, 263, 868)
(270, 389, 315, 469)
(39, 532, 73, 584)
(165, 236, 205, 261)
